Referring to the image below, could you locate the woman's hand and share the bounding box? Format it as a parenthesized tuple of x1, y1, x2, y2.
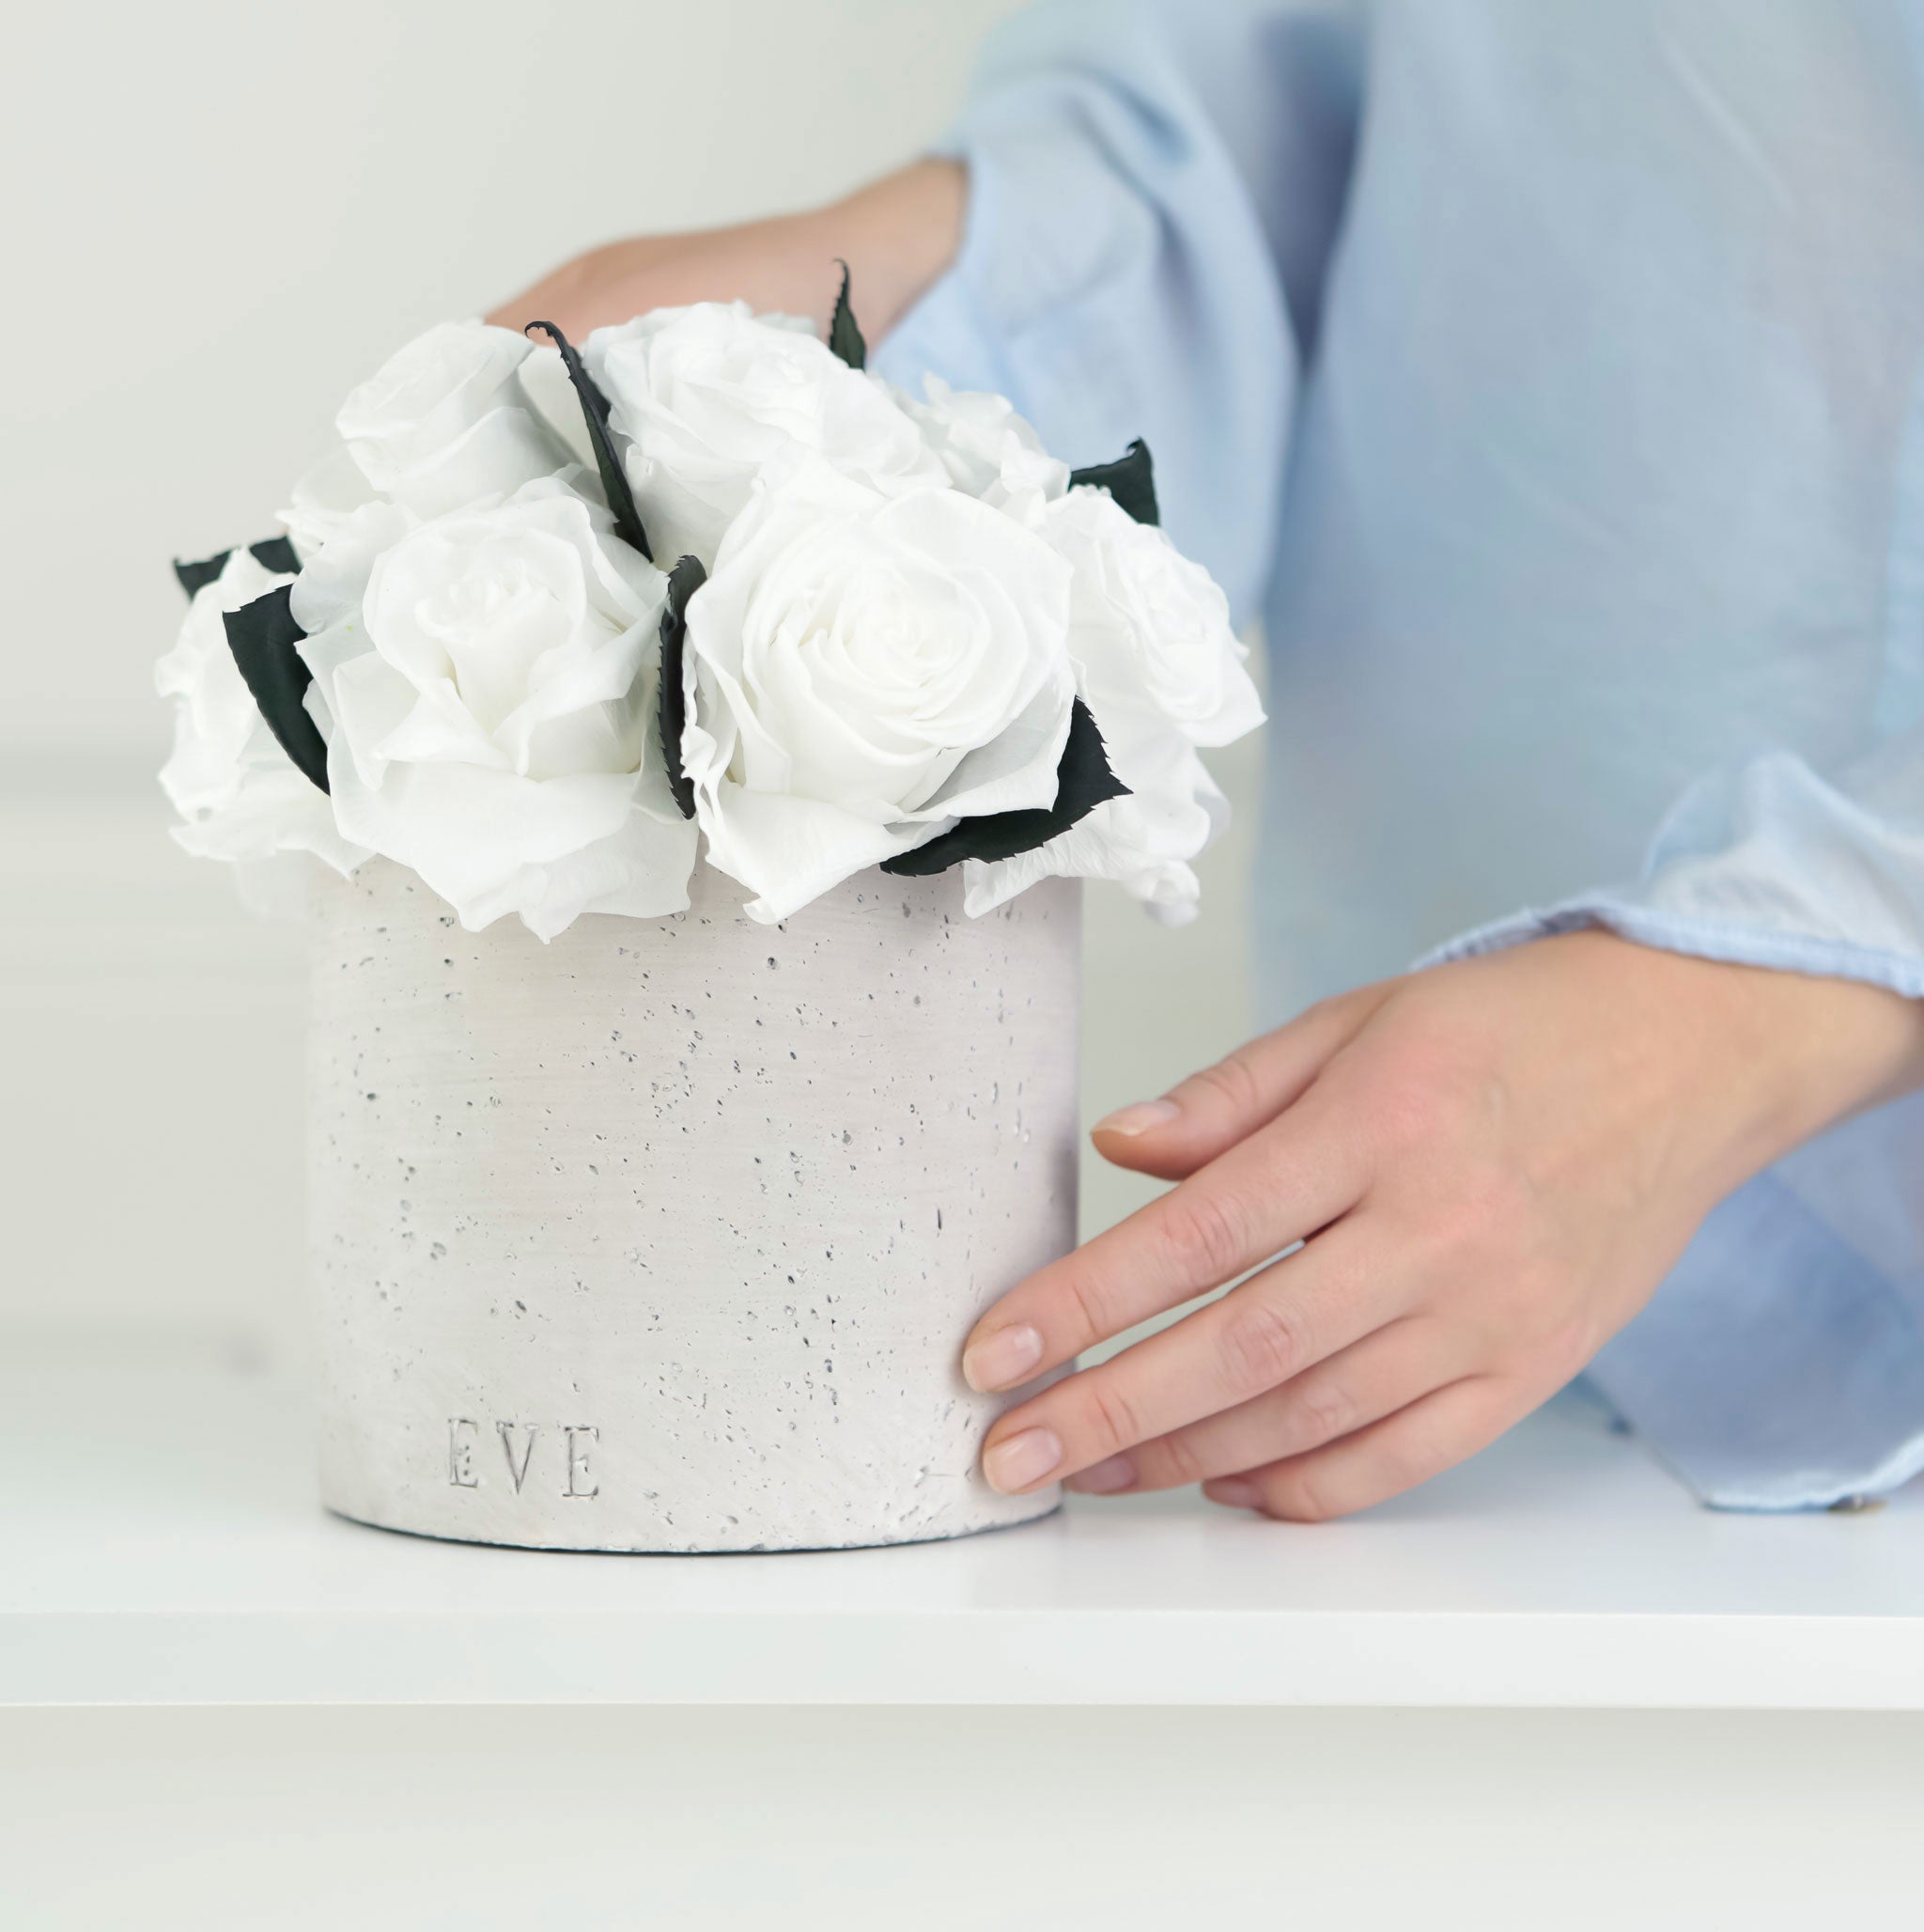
(484, 159, 966, 347)
(966, 932, 1924, 1519)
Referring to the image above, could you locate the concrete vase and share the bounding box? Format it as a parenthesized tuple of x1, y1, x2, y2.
(309, 859, 1078, 1552)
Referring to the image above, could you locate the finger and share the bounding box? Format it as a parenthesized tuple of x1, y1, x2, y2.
(1065, 1316, 1476, 1496)
(962, 1092, 1373, 1395)
(1201, 1376, 1532, 1522)
(979, 1218, 1416, 1495)
(1091, 981, 1395, 1183)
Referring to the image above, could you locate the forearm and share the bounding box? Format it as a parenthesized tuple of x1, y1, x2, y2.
(486, 157, 966, 346)
(823, 158, 968, 338)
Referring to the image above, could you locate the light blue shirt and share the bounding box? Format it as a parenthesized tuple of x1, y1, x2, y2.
(876, 0, 1924, 1509)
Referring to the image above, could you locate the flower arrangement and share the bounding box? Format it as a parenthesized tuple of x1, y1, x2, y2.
(159, 274, 1262, 938)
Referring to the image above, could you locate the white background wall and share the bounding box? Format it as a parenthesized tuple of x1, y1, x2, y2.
(0, 0, 1261, 1358)
(13, 26, 1923, 1926)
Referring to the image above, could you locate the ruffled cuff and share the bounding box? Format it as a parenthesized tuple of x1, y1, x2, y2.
(1417, 748, 1924, 999)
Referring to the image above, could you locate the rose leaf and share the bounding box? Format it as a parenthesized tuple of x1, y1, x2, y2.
(657, 553, 705, 821)
(172, 536, 302, 600)
(523, 319, 654, 562)
(249, 535, 302, 576)
(174, 550, 234, 598)
(223, 584, 330, 795)
(879, 699, 1130, 877)
(1068, 438, 1159, 527)
(828, 261, 867, 371)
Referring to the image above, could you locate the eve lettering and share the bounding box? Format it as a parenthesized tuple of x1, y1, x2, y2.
(445, 1417, 598, 1498)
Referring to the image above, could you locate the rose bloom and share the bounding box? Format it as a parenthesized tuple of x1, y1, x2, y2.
(156, 546, 367, 880)
(963, 483, 1265, 924)
(294, 476, 696, 939)
(677, 455, 1077, 922)
(586, 301, 946, 567)
(892, 376, 1069, 524)
(281, 320, 591, 556)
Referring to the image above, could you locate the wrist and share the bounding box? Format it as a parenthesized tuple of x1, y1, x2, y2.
(1595, 934, 1924, 1196)
(809, 157, 967, 341)
(1729, 956, 1924, 1161)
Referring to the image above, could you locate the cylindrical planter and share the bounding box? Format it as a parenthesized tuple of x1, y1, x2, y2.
(309, 858, 1078, 1552)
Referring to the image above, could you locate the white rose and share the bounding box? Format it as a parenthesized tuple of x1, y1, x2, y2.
(962, 715, 1231, 926)
(1045, 485, 1264, 747)
(156, 547, 367, 877)
(586, 301, 946, 565)
(679, 456, 1077, 923)
(893, 375, 1069, 524)
(295, 476, 696, 940)
(962, 485, 1264, 924)
(333, 320, 578, 520)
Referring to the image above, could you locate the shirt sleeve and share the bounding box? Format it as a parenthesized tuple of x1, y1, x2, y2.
(872, 0, 1364, 629)
(1419, 731, 1924, 1001)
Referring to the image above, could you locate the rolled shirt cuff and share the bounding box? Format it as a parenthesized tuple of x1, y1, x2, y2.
(1417, 747, 1924, 999)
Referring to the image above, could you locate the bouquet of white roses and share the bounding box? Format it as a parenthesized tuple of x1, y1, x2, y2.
(159, 274, 1262, 938)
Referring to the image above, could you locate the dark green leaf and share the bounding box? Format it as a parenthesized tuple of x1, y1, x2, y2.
(657, 554, 705, 821)
(173, 536, 304, 600)
(1068, 438, 1159, 527)
(223, 584, 330, 795)
(880, 699, 1129, 877)
(248, 535, 301, 575)
(174, 550, 233, 599)
(523, 319, 653, 562)
(828, 260, 866, 371)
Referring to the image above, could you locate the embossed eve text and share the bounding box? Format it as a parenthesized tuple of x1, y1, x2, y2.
(446, 1418, 599, 1498)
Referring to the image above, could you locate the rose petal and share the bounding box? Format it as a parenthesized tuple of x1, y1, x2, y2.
(380, 405, 570, 521)
(338, 320, 535, 485)
(278, 445, 378, 562)
(694, 783, 929, 924)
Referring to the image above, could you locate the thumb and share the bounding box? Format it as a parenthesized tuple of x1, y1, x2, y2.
(1090, 980, 1394, 1181)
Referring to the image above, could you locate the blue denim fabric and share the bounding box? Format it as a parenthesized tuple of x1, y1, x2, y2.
(875, 0, 1924, 1507)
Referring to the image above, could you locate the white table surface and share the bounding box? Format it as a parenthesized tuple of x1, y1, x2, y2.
(6, 1344, 1922, 1710)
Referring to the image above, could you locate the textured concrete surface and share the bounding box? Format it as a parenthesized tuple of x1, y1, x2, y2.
(309, 859, 1078, 1551)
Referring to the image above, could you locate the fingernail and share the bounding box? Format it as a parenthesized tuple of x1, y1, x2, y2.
(1203, 1476, 1264, 1510)
(961, 1322, 1043, 1393)
(1066, 1453, 1137, 1495)
(983, 1426, 1063, 1493)
(1093, 1098, 1179, 1138)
